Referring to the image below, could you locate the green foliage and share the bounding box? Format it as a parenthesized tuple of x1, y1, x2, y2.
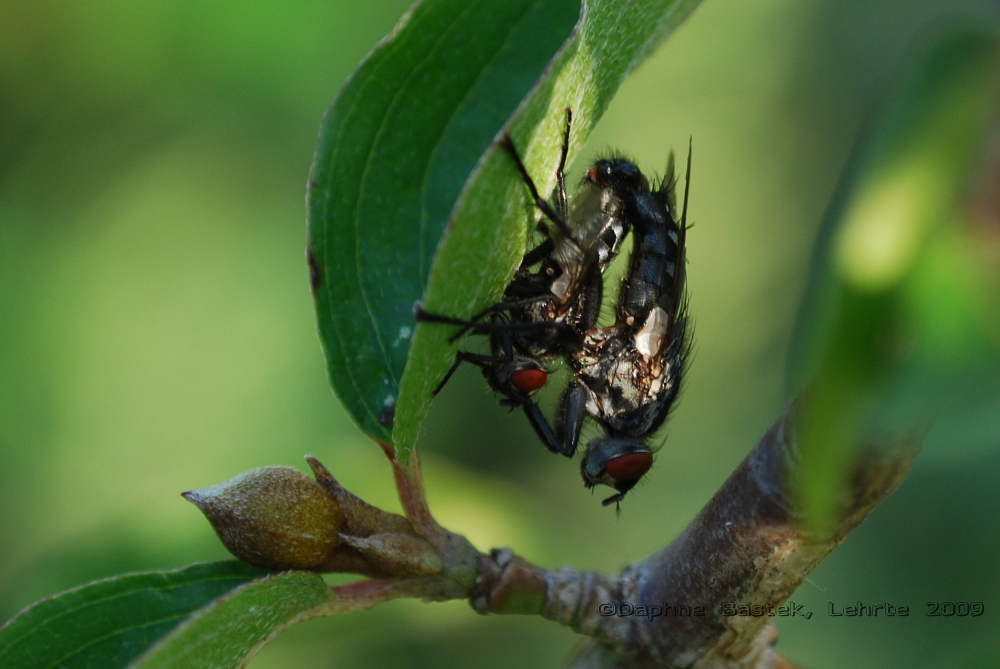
(308, 0, 703, 454)
(0, 562, 334, 669)
(130, 571, 331, 669)
(6, 1, 1000, 667)
(307, 0, 582, 444)
(0, 561, 265, 669)
(790, 30, 1000, 529)
(3, 1, 707, 664)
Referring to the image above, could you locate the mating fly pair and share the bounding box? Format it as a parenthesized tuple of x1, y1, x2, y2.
(416, 109, 629, 454)
(417, 110, 691, 507)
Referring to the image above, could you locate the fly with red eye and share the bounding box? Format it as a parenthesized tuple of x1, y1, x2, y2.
(555, 143, 693, 507)
(415, 108, 634, 456)
(510, 368, 547, 393)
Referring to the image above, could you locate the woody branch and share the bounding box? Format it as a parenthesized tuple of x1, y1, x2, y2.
(472, 398, 921, 668)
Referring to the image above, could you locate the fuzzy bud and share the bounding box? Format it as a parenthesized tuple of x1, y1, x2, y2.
(183, 466, 343, 570)
(184, 457, 443, 577)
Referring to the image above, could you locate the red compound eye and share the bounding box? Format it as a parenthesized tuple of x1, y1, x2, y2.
(510, 369, 547, 393)
(604, 452, 653, 481)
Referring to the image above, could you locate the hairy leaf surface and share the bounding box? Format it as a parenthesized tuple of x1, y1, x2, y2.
(0, 561, 264, 669)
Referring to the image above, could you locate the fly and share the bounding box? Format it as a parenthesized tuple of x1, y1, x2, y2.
(415, 109, 632, 456)
(556, 143, 692, 506)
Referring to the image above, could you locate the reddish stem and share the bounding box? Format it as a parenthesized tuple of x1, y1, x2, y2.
(378, 442, 446, 544)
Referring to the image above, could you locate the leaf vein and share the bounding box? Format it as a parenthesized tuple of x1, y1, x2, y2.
(350, 0, 488, 402)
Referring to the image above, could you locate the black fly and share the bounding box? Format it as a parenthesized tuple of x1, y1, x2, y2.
(557, 144, 692, 506)
(418, 113, 693, 508)
(415, 109, 632, 456)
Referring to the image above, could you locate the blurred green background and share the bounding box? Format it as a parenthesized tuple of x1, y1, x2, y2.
(1, 0, 998, 667)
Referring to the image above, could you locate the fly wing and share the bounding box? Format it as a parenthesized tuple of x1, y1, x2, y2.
(563, 183, 630, 274)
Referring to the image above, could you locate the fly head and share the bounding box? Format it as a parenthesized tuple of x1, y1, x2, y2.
(585, 158, 650, 195)
(580, 436, 654, 506)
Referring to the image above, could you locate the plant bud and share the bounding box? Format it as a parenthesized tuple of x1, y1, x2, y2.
(183, 466, 343, 570)
(185, 457, 446, 578)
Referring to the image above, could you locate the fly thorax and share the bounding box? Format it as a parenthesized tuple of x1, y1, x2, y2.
(634, 306, 669, 358)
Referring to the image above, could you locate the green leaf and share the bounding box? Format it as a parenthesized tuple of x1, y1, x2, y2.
(129, 571, 331, 669)
(788, 30, 1000, 528)
(308, 0, 583, 444)
(308, 0, 703, 453)
(0, 561, 266, 669)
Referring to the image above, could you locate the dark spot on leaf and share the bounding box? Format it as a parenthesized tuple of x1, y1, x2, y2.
(379, 401, 396, 427)
(307, 246, 323, 293)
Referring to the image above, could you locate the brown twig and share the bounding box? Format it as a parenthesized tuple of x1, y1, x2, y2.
(287, 397, 919, 669)
(474, 400, 920, 668)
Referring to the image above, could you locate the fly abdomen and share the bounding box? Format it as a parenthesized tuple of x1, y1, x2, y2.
(617, 189, 683, 321)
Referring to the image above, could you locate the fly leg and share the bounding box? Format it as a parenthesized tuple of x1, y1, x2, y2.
(415, 298, 550, 343)
(413, 305, 483, 329)
(576, 250, 605, 331)
(521, 237, 555, 267)
(554, 108, 572, 220)
(415, 304, 575, 341)
(520, 400, 567, 457)
(448, 294, 551, 341)
(554, 379, 589, 458)
(498, 133, 581, 248)
(430, 349, 512, 396)
(448, 320, 577, 348)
